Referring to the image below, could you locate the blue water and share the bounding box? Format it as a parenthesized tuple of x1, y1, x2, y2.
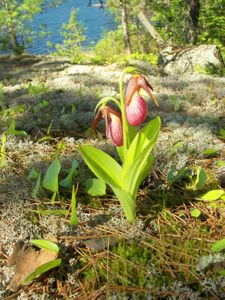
(29, 0, 116, 54)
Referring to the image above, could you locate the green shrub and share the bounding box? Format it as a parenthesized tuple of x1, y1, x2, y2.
(54, 8, 86, 63)
(93, 29, 125, 64)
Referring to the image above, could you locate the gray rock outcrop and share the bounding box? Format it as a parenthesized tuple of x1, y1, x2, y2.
(158, 45, 224, 75)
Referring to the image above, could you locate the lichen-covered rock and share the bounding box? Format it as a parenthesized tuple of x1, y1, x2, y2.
(158, 45, 224, 75)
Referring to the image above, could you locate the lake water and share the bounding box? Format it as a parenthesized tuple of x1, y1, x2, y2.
(29, 0, 116, 54)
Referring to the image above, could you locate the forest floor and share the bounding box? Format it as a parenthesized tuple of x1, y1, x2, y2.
(0, 54, 225, 299)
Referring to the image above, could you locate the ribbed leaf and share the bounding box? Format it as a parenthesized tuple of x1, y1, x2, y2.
(111, 186, 136, 223)
(116, 145, 125, 163)
(24, 259, 61, 284)
(43, 159, 61, 193)
(69, 184, 78, 226)
(194, 167, 207, 190)
(201, 189, 224, 202)
(123, 116, 160, 174)
(86, 178, 106, 196)
(80, 145, 122, 188)
(31, 240, 59, 253)
(123, 152, 154, 197)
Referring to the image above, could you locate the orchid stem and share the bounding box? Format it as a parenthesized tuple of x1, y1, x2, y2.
(119, 71, 128, 155)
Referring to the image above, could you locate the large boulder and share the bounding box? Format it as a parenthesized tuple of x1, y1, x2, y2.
(158, 45, 224, 75)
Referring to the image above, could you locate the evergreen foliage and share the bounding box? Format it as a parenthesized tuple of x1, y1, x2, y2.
(54, 8, 86, 63)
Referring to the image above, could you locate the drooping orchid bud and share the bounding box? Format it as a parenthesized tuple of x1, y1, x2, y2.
(125, 75, 159, 126)
(92, 106, 123, 146)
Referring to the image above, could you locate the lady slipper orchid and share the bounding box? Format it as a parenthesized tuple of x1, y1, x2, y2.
(92, 106, 123, 146)
(125, 75, 159, 126)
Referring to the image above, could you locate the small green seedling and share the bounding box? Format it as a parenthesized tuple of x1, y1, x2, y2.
(0, 120, 27, 167)
(211, 238, 225, 275)
(167, 165, 188, 186)
(190, 208, 201, 218)
(60, 159, 79, 189)
(28, 82, 47, 95)
(168, 95, 181, 111)
(23, 239, 61, 284)
(216, 160, 225, 167)
(86, 178, 106, 196)
(42, 142, 65, 203)
(211, 239, 225, 253)
(69, 184, 79, 226)
(37, 120, 54, 143)
(202, 148, 218, 157)
(194, 167, 207, 190)
(200, 189, 225, 202)
(32, 100, 49, 113)
(170, 141, 184, 156)
(28, 168, 41, 199)
(31, 239, 59, 253)
(24, 259, 62, 284)
(43, 159, 61, 203)
(219, 128, 225, 140)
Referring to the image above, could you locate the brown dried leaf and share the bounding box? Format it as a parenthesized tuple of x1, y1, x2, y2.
(8, 240, 58, 291)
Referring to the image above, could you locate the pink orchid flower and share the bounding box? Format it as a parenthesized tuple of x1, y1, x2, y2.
(92, 106, 123, 146)
(125, 75, 159, 126)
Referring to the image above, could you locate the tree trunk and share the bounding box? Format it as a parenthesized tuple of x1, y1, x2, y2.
(2, 0, 22, 54)
(120, 0, 132, 55)
(187, 0, 200, 44)
(138, 11, 166, 48)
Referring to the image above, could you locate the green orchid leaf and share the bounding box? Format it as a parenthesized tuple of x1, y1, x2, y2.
(43, 159, 61, 194)
(80, 145, 122, 188)
(69, 184, 78, 226)
(123, 152, 154, 197)
(201, 189, 225, 202)
(86, 178, 106, 196)
(194, 167, 207, 190)
(24, 259, 61, 284)
(111, 186, 136, 224)
(7, 129, 27, 137)
(31, 240, 59, 253)
(211, 238, 225, 252)
(127, 124, 138, 147)
(116, 145, 125, 163)
(123, 116, 160, 173)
